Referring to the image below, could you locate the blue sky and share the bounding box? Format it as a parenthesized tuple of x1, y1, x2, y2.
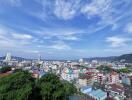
(0, 0, 132, 59)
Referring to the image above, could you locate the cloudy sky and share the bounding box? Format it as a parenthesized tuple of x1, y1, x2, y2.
(0, 0, 132, 59)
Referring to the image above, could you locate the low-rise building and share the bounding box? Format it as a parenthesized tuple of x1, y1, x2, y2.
(31, 69, 46, 78)
(89, 89, 107, 100)
(108, 84, 125, 99)
(122, 75, 132, 86)
(80, 86, 92, 94)
(78, 75, 93, 86)
(61, 68, 79, 82)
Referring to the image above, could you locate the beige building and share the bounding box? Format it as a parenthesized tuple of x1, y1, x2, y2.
(78, 73, 94, 86)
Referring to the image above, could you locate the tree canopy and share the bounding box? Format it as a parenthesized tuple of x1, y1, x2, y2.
(117, 68, 132, 73)
(0, 67, 11, 73)
(96, 65, 113, 73)
(0, 72, 77, 100)
(38, 74, 77, 100)
(0, 71, 34, 100)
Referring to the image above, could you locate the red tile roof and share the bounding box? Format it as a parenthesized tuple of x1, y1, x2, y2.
(79, 74, 93, 79)
(85, 72, 94, 75)
(110, 71, 118, 75)
(109, 84, 125, 94)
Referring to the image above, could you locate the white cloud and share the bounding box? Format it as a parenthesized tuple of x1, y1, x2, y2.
(0, 28, 8, 35)
(33, 0, 130, 31)
(27, 27, 83, 41)
(106, 36, 129, 47)
(0, 40, 16, 48)
(81, 0, 129, 29)
(34, 0, 81, 20)
(48, 41, 71, 50)
(124, 23, 132, 33)
(0, 29, 8, 39)
(12, 33, 33, 40)
(0, 27, 33, 49)
(57, 35, 79, 41)
(54, 0, 81, 20)
(0, 26, 74, 53)
(81, 0, 112, 19)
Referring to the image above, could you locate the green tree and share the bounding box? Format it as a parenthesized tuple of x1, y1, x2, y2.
(0, 71, 35, 100)
(39, 74, 64, 100)
(63, 81, 77, 96)
(0, 72, 77, 100)
(39, 74, 77, 100)
(96, 65, 112, 73)
(0, 67, 11, 73)
(117, 68, 132, 73)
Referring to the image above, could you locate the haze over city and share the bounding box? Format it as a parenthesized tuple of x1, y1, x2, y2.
(0, 0, 132, 59)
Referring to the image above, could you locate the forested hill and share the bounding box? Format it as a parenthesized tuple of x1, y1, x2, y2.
(115, 53, 132, 63)
(83, 53, 132, 63)
(83, 56, 116, 62)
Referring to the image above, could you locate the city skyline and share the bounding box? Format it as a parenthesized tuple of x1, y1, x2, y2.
(0, 0, 132, 59)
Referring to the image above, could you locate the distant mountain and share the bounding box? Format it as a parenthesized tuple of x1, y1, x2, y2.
(12, 56, 29, 61)
(83, 53, 132, 63)
(83, 56, 117, 62)
(115, 53, 132, 63)
(0, 53, 132, 63)
(0, 57, 5, 60)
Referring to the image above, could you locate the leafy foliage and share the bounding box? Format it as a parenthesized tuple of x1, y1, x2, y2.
(39, 74, 77, 100)
(0, 71, 35, 100)
(13, 69, 23, 73)
(0, 72, 77, 100)
(96, 65, 113, 73)
(116, 68, 132, 73)
(0, 67, 11, 73)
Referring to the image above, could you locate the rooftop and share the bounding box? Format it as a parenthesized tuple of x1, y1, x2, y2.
(89, 89, 107, 98)
(110, 71, 118, 75)
(81, 86, 92, 91)
(109, 84, 125, 93)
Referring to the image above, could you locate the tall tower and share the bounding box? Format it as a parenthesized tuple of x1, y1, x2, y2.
(5, 53, 11, 62)
(38, 54, 41, 62)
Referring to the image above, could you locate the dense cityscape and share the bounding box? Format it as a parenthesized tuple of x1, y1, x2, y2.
(0, 0, 132, 100)
(0, 53, 132, 100)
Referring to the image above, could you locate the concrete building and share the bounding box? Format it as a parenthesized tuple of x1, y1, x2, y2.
(122, 75, 132, 86)
(80, 86, 107, 100)
(108, 84, 125, 99)
(108, 71, 119, 84)
(78, 75, 93, 86)
(61, 68, 79, 82)
(80, 86, 92, 94)
(95, 72, 106, 84)
(89, 89, 107, 100)
(78, 72, 95, 86)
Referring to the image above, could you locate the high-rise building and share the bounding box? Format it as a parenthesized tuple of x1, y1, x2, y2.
(5, 53, 11, 62)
